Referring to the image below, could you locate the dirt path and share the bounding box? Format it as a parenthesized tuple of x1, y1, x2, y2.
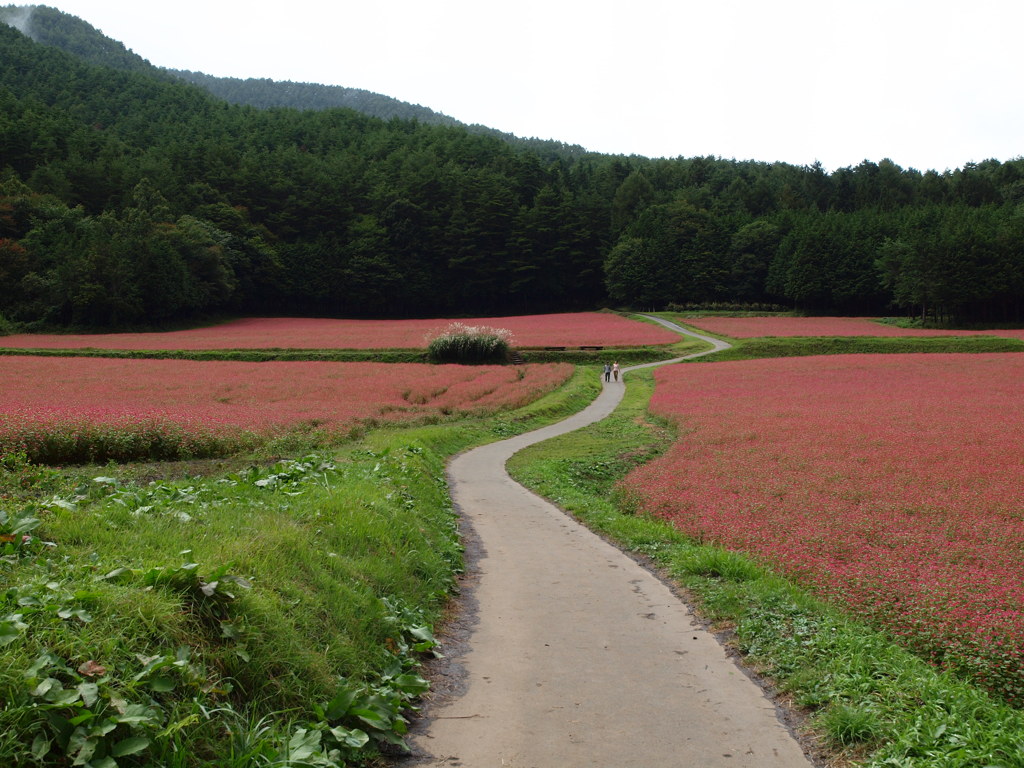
(406, 318, 814, 767)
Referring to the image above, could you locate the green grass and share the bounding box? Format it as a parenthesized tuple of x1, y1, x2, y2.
(506, 369, 1024, 767)
(689, 334, 1024, 361)
(2, 447, 456, 766)
(0, 339, 713, 366)
(0, 366, 599, 767)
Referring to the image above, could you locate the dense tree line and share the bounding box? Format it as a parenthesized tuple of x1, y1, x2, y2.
(1, 8, 1023, 330)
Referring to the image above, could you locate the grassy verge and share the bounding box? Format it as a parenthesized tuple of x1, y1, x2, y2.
(0, 368, 599, 767)
(506, 369, 1024, 767)
(684, 335, 1024, 361)
(0, 341, 711, 366)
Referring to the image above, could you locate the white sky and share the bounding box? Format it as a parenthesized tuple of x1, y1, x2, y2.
(23, 0, 1024, 172)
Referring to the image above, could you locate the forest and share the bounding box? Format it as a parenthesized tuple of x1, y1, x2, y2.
(1, 5, 1023, 330)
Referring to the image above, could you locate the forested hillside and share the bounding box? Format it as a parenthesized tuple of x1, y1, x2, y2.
(2, 6, 588, 159)
(2, 5, 1024, 330)
(165, 70, 592, 160)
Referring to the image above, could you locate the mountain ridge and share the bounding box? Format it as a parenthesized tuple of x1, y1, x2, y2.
(0, 3, 592, 158)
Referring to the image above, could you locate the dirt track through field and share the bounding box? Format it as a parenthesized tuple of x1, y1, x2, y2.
(406, 317, 815, 767)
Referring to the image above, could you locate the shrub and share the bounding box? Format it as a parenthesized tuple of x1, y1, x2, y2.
(426, 322, 513, 363)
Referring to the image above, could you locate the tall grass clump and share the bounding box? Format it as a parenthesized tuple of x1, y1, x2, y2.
(426, 322, 513, 363)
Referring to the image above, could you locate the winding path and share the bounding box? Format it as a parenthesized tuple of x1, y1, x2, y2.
(407, 317, 814, 767)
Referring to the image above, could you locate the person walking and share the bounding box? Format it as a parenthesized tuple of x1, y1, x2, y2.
(603, 362, 611, 382)
(612, 362, 620, 382)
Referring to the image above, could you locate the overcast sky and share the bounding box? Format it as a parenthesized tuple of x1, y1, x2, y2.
(23, 0, 1024, 173)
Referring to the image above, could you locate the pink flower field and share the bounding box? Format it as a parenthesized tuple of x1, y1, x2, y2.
(0, 357, 573, 462)
(622, 353, 1024, 701)
(680, 316, 995, 338)
(0, 313, 679, 350)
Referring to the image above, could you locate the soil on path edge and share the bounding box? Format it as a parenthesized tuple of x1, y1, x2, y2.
(403, 319, 818, 768)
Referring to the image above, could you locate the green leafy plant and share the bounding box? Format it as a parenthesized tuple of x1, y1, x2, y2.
(273, 598, 440, 766)
(1, 508, 43, 562)
(1, 450, 61, 494)
(22, 650, 166, 767)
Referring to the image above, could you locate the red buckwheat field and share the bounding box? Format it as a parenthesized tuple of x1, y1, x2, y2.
(621, 353, 1024, 701)
(0, 356, 573, 463)
(0, 313, 679, 350)
(679, 315, 1002, 338)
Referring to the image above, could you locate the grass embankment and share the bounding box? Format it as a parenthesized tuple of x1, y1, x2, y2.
(0, 368, 600, 767)
(506, 369, 1024, 767)
(0, 339, 704, 367)
(701, 335, 1024, 361)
